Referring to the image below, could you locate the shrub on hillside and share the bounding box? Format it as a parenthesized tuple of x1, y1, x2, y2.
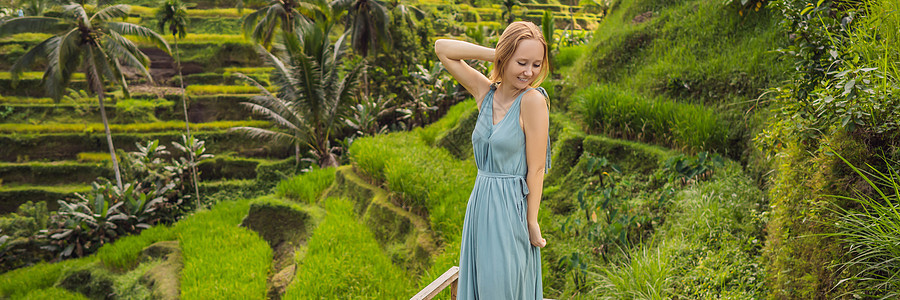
(0, 136, 212, 270)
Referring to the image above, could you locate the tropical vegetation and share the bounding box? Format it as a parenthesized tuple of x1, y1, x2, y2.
(0, 0, 897, 299)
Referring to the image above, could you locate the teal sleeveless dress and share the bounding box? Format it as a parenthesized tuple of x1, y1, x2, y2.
(457, 83, 551, 299)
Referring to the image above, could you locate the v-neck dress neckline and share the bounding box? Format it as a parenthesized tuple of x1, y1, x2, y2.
(489, 86, 526, 127)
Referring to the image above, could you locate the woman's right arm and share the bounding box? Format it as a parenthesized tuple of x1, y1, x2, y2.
(434, 39, 494, 108)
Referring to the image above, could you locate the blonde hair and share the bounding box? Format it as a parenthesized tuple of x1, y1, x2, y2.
(490, 21, 550, 88)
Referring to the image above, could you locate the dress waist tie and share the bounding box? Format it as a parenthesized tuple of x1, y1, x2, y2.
(476, 170, 530, 199)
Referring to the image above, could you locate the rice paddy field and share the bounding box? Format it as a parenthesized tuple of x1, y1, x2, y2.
(1, 0, 898, 298)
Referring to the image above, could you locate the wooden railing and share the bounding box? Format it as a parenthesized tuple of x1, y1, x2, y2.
(411, 266, 459, 300)
(411, 266, 555, 300)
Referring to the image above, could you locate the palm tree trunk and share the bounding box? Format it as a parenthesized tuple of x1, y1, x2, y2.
(175, 38, 201, 208)
(90, 59, 124, 190)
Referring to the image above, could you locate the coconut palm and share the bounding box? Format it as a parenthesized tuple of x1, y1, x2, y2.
(241, 0, 314, 48)
(156, 0, 200, 206)
(331, 0, 391, 101)
(0, 3, 171, 189)
(502, 0, 522, 24)
(231, 17, 361, 168)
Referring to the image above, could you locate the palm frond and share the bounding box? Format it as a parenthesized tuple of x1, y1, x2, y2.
(329, 0, 354, 11)
(239, 101, 304, 133)
(293, 49, 325, 121)
(257, 46, 299, 96)
(10, 36, 54, 85)
(228, 126, 299, 145)
(0, 17, 68, 36)
(92, 4, 130, 23)
(107, 22, 171, 54)
(104, 33, 151, 88)
(63, 4, 91, 30)
(329, 63, 363, 128)
(45, 29, 81, 100)
(83, 46, 104, 96)
(105, 31, 152, 74)
(91, 45, 122, 95)
(233, 71, 285, 107)
(332, 30, 348, 65)
(241, 8, 267, 39)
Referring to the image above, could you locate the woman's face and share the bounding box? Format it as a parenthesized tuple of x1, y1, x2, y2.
(502, 38, 544, 90)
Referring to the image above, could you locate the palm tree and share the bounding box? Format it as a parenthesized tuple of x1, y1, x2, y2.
(502, 0, 522, 24)
(231, 18, 361, 168)
(331, 0, 390, 98)
(0, 3, 170, 189)
(241, 0, 314, 49)
(156, 0, 200, 206)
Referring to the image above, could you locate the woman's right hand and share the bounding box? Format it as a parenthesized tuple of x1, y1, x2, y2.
(527, 222, 547, 248)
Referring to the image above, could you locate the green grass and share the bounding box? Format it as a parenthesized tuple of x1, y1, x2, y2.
(76, 152, 112, 163)
(828, 152, 900, 297)
(417, 98, 475, 145)
(275, 167, 337, 204)
(571, 0, 788, 104)
(572, 83, 730, 154)
(96, 225, 178, 271)
(0, 257, 97, 298)
(130, 6, 246, 18)
(0, 120, 269, 134)
(349, 132, 474, 242)
(0, 183, 91, 194)
(284, 197, 415, 299)
(20, 287, 91, 300)
(186, 84, 276, 95)
(177, 199, 271, 299)
(587, 162, 767, 299)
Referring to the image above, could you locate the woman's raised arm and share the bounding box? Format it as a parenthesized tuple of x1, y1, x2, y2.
(434, 39, 494, 108)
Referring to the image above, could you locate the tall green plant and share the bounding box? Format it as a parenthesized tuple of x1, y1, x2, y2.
(0, 3, 170, 189)
(332, 0, 391, 99)
(241, 0, 312, 48)
(231, 16, 361, 168)
(156, 0, 201, 206)
(501, 0, 520, 24)
(541, 9, 554, 74)
(829, 151, 900, 298)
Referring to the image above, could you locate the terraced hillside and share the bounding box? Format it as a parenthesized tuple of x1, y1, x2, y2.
(5, 0, 894, 298)
(0, 0, 602, 214)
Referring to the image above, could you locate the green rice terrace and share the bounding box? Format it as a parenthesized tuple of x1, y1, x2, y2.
(0, 0, 897, 299)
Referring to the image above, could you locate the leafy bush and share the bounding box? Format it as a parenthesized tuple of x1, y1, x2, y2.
(758, 0, 900, 154)
(275, 167, 336, 204)
(0, 136, 212, 267)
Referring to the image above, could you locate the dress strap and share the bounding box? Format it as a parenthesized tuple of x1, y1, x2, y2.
(522, 87, 552, 173)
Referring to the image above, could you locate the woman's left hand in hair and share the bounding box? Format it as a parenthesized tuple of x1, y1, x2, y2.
(528, 222, 547, 248)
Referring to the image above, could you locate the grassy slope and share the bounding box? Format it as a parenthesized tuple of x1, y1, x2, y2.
(566, 0, 788, 161)
(550, 0, 787, 298)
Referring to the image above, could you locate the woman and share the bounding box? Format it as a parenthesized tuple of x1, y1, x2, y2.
(434, 21, 551, 299)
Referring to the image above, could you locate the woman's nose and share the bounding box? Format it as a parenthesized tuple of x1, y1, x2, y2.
(524, 67, 533, 76)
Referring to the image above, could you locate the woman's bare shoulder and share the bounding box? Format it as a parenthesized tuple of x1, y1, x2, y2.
(520, 89, 549, 115)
